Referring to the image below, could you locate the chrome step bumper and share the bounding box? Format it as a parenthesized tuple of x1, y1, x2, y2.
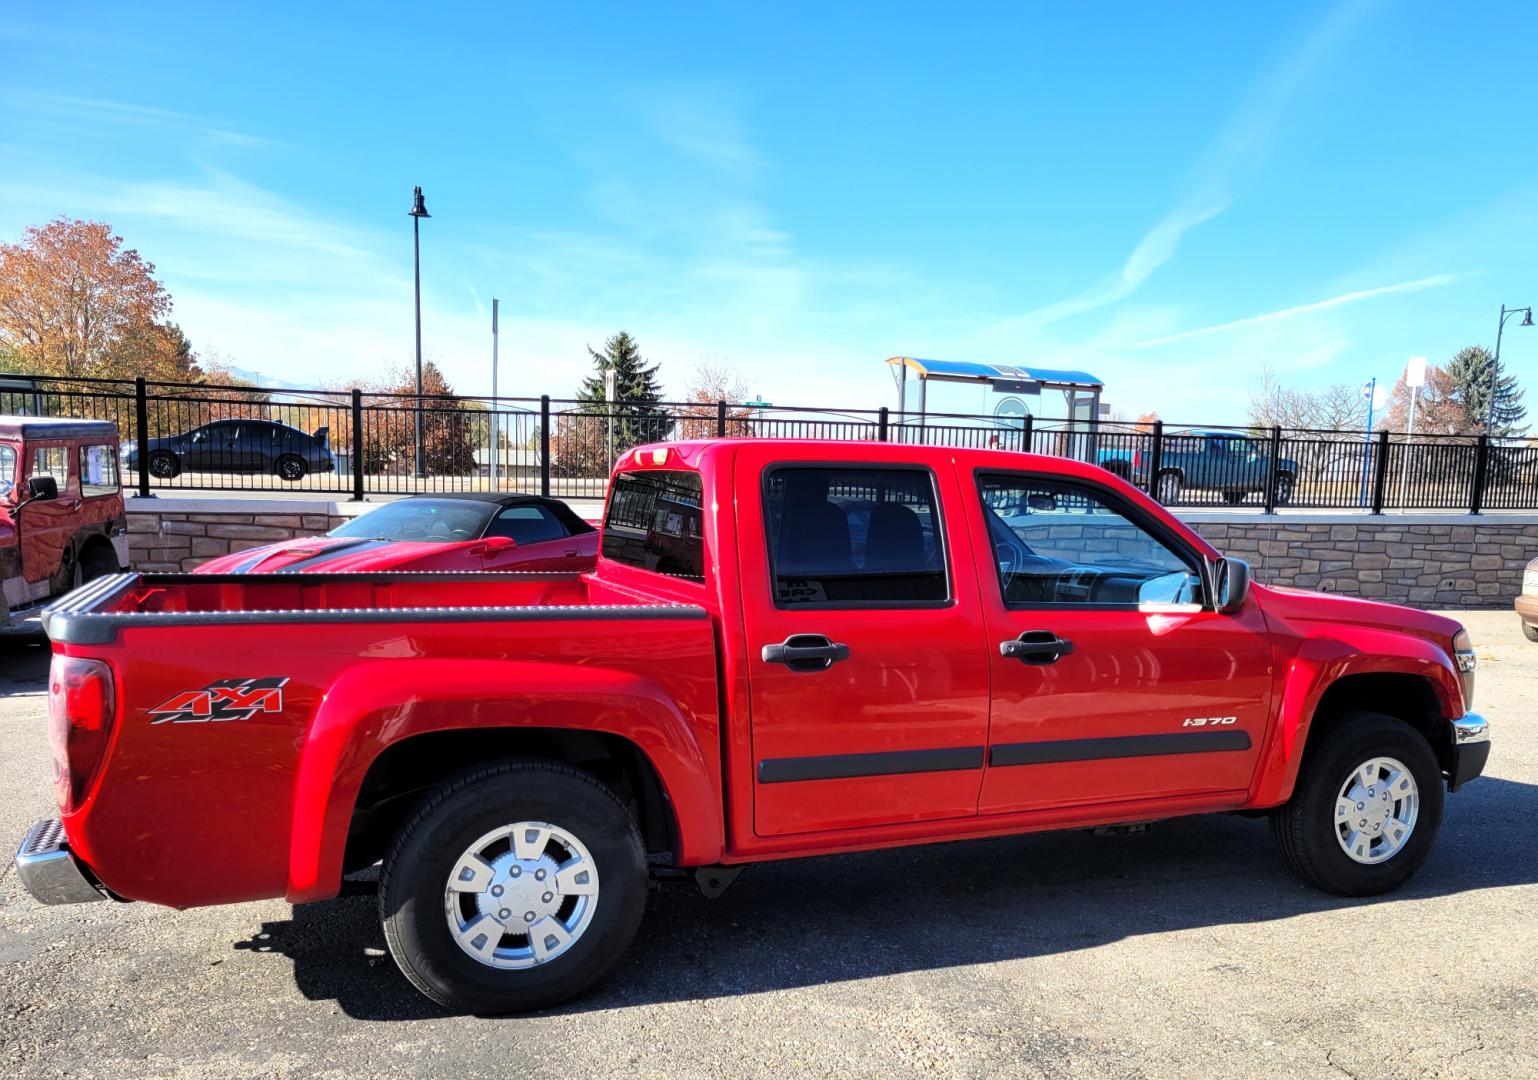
(15, 818, 107, 905)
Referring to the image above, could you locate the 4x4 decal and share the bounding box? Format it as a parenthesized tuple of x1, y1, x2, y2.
(148, 677, 290, 724)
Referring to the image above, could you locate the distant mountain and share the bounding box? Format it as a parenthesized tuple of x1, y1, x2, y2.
(220, 365, 318, 392)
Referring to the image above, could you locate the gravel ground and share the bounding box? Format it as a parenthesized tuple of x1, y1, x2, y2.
(1, 611, 1534, 1079)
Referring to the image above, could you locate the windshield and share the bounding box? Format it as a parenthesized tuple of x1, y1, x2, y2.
(330, 499, 494, 542)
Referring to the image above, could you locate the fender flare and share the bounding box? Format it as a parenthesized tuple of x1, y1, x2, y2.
(286, 659, 722, 902)
(1249, 629, 1462, 806)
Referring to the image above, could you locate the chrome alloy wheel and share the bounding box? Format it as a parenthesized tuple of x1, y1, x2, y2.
(1335, 756, 1419, 864)
(442, 821, 600, 970)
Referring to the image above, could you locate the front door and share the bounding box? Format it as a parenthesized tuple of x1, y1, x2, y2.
(967, 470, 1274, 815)
(21, 443, 77, 588)
(737, 449, 991, 837)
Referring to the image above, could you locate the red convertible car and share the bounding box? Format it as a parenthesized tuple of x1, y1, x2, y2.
(195, 493, 598, 574)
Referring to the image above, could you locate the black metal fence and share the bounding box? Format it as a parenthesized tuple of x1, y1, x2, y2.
(2, 373, 1536, 513)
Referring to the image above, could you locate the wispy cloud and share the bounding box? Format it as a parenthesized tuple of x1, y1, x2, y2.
(1013, 0, 1379, 329)
(632, 84, 764, 175)
(1129, 273, 1461, 349)
(4, 90, 272, 148)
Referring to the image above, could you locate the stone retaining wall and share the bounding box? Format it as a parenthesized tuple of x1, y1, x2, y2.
(126, 499, 353, 572)
(1185, 515, 1535, 609)
(123, 498, 1535, 609)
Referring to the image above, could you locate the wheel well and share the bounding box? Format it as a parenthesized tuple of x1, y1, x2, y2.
(1310, 673, 1452, 773)
(78, 533, 116, 566)
(343, 728, 679, 874)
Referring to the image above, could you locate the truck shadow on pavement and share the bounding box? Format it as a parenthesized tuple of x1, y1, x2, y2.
(233, 775, 1538, 1021)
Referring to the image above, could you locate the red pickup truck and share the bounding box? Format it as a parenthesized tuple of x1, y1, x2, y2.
(18, 439, 1490, 1013)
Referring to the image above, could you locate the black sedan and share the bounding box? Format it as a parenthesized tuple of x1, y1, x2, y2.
(123, 419, 334, 482)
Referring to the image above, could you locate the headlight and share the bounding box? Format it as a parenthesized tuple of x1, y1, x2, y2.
(1452, 628, 1476, 709)
(1524, 567, 1538, 596)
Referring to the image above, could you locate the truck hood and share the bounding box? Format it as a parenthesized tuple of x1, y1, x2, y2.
(193, 535, 482, 574)
(1252, 582, 1463, 645)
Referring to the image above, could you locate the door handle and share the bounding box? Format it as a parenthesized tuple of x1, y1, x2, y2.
(1000, 630, 1075, 665)
(762, 634, 850, 672)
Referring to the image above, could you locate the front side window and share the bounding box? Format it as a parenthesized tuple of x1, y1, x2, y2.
(765, 466, 947, 607)
(0, 444, 15, 497)
(31, 446, 69, 489)
(978, 473, 1202, 607)
(602, 470, 706, 581)
(81, 444, 119, 496)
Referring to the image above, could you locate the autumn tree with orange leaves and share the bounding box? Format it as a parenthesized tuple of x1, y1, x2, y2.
(0, 218, 207, 384)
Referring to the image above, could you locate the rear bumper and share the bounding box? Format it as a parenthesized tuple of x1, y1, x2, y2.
(14, 818, 108, 905)
(1448, 712, 1490, 793)
(1516, 594, 1538, 626)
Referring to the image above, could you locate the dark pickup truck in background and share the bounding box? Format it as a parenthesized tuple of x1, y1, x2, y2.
(1099, 429, 1298, 505)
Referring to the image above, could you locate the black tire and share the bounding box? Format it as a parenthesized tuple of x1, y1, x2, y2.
(275, 455, 306, 482)
(1270, 711, 1443, 896)
(1154, 472, 1182, 504)
(1522, 620, 1538, 643)
(379, 759, 648, 1014)
(1273, 473, 1295, 506)
(147, 451, 180, 479)
(79, 542, 119, 581)
(1221, 491, 1246, 506)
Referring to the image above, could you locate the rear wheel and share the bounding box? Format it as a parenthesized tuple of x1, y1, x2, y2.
(79, 543, 119, 581)
(1154, 472, 1182, 504)
(275, 455, 306, 481)
(147, 451, 179, 479)
(1270, 712, 1443, 896)
(379, 759, 648, 1014)
(1522, 620, 1538, 643)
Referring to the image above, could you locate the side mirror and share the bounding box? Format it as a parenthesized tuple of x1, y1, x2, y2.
(26, 476, 58, 501)
(472, 536, 518, 555)
(1214, 557, 1251, 614)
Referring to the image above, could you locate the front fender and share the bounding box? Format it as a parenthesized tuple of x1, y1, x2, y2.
(1249, 628, 1463, 807)
(286, 659, 722, 902)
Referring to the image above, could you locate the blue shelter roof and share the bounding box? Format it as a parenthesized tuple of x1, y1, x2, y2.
(886, 356, 1102, 389)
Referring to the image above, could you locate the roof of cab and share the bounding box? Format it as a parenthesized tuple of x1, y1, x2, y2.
(0, 416, 119, 440)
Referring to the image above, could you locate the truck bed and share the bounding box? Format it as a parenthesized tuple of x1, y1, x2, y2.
(41, 570, 721, 908)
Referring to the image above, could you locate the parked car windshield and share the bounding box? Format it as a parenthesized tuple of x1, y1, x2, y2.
(330, 499, 494, 542)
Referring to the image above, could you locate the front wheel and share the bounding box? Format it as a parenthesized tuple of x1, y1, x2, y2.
(1273, 472, 1295, 506)
(1270, 712, 1443, 896)
(1522, 620, 1538, 643)
(1154, 472, 1183, 504)
(379, 760, 648, 1014)
(147, 451, 180, 479)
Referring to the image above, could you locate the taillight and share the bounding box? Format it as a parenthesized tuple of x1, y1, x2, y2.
(1133, 450, 1144, 470)
(47, 656, 117, 813)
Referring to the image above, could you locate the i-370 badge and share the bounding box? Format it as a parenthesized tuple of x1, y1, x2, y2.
(148, 677, 290, 724)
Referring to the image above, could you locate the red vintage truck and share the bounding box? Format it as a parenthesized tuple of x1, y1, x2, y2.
(17, 439, 1489, 1013)
(1, 417, 128, 628)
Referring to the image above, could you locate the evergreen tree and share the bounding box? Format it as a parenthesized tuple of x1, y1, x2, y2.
(576, 332, 670, 452)
(1445, 345, 1526, 435)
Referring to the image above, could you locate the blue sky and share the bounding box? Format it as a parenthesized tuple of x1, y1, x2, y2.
(1, 0, 1534, 423)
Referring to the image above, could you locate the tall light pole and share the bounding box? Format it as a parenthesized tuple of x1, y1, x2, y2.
(490, 298, 500, 490)
(1486, 302, 1533, 434)
(409, 185, 431, 478)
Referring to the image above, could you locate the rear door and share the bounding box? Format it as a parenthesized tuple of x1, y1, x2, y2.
(966, 470, 1273, 814)
(736, 447, 991, 837)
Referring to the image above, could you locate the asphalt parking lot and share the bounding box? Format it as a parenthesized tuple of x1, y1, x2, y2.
(1, 611, 1535, 1078)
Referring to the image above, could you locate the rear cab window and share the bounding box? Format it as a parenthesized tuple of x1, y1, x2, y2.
(601, 469, 706, 581)
(81, 444, 120, 497)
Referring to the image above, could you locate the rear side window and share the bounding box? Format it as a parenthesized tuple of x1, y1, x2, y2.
(81, 444, 119, 497)
(764, 466, 947, 607)
(602, 470, 706, 581)
(0, 445, 14, 496)
(486, 504, 569, 545)
(32, 446, 69, 489)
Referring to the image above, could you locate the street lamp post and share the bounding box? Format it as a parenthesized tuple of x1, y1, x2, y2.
(1486, 303, 1533, 433)
(409, 186, 431, 479)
